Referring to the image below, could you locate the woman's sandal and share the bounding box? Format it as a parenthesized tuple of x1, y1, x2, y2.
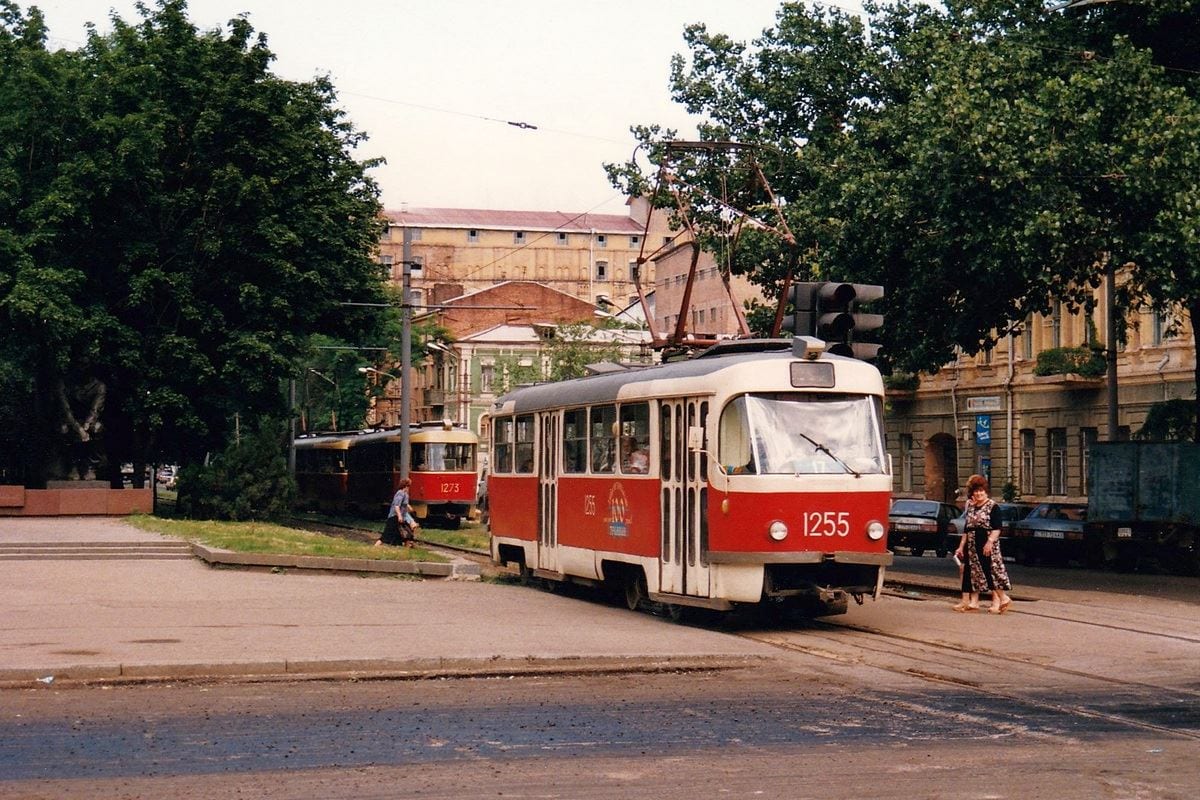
(952, 603, 979, 613)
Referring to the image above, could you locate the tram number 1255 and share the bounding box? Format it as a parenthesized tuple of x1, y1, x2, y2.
(803, 511, 850, 537)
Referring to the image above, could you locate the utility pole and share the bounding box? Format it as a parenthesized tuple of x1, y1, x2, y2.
(400, 228, 413, 479)
(1106, 259, 1119, 440)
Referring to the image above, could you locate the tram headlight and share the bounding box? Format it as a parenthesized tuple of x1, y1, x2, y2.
(866, 520, 885, 541)
(768, 520, 788, 542)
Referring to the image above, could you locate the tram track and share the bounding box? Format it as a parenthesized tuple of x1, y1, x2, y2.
(737, 618, 1200, 741)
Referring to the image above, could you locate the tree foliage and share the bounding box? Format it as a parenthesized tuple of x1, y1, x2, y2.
(0, 0, 388, 485)
(174, 418, 296, 520)
(608, 0, 1200, 417)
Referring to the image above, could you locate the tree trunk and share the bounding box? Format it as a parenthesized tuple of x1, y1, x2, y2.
(1190, 298, 1200, 443)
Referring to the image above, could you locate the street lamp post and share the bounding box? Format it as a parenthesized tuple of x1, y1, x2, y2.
(307, 368, 338, 430)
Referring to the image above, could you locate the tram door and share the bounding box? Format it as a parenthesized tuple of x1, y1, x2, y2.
(659, 398, 710, 597)
(537, 412, 558, 573)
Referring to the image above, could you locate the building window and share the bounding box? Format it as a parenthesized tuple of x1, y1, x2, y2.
(409, 228, 422, 241)
(595, 260, 607, 280)
(630, 235, 640, 247)
(379, 254, 394, 268)
(1080, 427, 1097, 495)
(379, 226, 392, 243)
(1048, 428, 1067, 495)
(480, 363, 494, 394)
(663, 235, 675, 247)
(630, 262, 640, 282)
(1020, 429, 1036, 496)
(514, 231, 526, 245)
(408, 289, 425, 309)
(1022, 317, 1033, 360)
(467, 229, 479, 243)
(1051, 303, 1062, 348)
(596, 234, 607, 248)
(409, 255, 424, 276)
(1152, 309, 1174, 345)
(557, 232, 568, 246)
(900, 433, 913, 493)
(982, 345, 993, 366)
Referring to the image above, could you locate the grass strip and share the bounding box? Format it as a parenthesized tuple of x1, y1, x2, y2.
(128, 515, 448, 563)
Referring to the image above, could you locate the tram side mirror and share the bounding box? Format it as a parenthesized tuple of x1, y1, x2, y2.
(687, 426, 704, 452)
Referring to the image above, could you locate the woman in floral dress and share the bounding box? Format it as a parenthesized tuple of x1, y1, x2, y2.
(952, 474, 1013, 614)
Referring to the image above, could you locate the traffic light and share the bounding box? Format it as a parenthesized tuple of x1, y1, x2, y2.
(815, 282, 884, 361)
(781, 281, 823, 337)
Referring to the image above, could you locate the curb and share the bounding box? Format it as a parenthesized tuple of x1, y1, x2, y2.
(190, 543, 481, 580)
(0, 654, 765, 689)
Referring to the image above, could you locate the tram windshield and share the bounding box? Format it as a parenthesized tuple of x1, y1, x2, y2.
(719, 393, 886, 475)
(411, 442, 476, 472)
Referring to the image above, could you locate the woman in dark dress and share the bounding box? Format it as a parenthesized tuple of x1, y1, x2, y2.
(952, 474, 1013, 614)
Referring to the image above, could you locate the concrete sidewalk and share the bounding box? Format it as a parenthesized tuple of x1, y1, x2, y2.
(0, 517, 774, 685)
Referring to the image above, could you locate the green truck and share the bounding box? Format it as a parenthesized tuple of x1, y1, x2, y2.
(1086, 442, 1200, 573)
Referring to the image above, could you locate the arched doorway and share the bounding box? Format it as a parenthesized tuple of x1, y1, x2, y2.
(924, 433, 959, 505)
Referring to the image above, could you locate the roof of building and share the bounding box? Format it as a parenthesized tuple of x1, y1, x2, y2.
(460, 323, 650, 347)
(383, 207, 645, 234)
(434, 280, 592, 308)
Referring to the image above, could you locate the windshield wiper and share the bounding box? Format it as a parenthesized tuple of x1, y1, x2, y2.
(794, 431, 861, 478)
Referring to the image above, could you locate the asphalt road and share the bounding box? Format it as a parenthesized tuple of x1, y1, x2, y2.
(4, 575, 1199, 799)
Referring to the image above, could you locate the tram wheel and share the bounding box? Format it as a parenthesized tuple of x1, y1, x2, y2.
(910, 547, 925, 558)
(623, 572, 646, 611)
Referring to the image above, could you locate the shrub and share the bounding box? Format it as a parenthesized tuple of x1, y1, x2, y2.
(1033, 346, 1106, 378)
(175, 420, 297, 521)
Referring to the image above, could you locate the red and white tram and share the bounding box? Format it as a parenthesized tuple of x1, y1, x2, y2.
(344, 423, 479, 526)
(487, 339, 892, 615)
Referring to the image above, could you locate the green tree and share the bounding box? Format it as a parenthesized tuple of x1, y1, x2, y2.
(610, 0, 1200, 433)
(0, 0, 388, 485)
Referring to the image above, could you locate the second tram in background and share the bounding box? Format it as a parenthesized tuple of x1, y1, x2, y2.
(486, 338, 893, 617)
(295, 422, 479, 526)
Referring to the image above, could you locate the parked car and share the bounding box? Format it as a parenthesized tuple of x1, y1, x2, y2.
(1007, 502, 1089, 565)
(950, 501, 1038, 538)
(888, 499, 960, 557)
(156, 466, 178, 490)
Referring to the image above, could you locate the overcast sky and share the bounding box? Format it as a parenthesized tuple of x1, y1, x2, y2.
(36, 0, 863, 215)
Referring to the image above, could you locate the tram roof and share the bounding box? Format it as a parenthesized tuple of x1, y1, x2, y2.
(493, 343, 883, 415)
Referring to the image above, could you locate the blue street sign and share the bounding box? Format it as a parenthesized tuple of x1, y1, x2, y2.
(975, 415, 991, 445)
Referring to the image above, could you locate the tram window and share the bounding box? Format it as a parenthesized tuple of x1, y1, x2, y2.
(660, 404, 672, 478)
(719, 397, 755, 474)
(590, 405, 617, 473)
(493, 417, 514, 473)
(687, 404, 697, 482)
(563, 408, 587, 473)
(720, 392, 886, 475)
(619, 402, 650, 474)
(699, 401, 708, 482)
(515, 414, 535, 473)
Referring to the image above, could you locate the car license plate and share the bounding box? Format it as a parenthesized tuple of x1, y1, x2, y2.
(1033, 530, 1064, 539)
(1117, 527, 1132, 538)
